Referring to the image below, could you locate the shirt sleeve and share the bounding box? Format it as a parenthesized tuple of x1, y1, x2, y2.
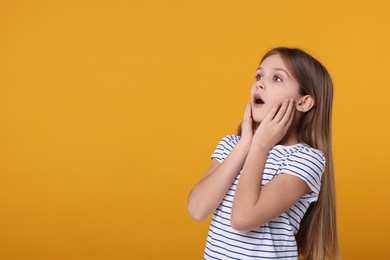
(279, 147, 326, 203)
(210, 135, 238, 163)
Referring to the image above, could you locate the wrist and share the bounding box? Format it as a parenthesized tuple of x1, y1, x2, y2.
(250, 141, 273, 154)
(235, 140, 251, 154)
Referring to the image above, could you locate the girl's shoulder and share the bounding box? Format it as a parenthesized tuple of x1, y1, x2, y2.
(211, 135, 241, 162)
(272, 143, 326, 164)
(215, 134, 241, 152)
(219, 134, 241, 145)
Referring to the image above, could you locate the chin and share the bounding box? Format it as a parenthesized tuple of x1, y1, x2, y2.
(252, 115, 263, 124)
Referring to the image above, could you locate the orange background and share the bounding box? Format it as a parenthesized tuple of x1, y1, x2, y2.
(1, 1, 389, 259)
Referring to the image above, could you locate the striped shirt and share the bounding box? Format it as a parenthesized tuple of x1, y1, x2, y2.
(204, 135, 326, 260)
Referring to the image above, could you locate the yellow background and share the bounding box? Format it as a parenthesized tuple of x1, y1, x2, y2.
(1, 0, 389, 259)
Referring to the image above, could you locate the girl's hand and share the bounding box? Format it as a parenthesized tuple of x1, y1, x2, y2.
(252, 98, 295, 150)
(240, 103, 254, 147)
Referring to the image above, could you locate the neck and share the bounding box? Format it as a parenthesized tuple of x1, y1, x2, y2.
(278, 111, 304, 146)
(278, 122, 299, 146)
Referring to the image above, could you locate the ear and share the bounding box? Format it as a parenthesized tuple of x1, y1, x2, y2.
(296, 95, 314, 112)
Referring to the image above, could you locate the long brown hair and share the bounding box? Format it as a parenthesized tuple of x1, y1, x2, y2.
(238, 47, 340, 260)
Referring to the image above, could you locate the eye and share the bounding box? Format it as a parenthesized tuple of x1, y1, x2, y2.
(255, 74, 263, 81)
(273, 75, 283, 82)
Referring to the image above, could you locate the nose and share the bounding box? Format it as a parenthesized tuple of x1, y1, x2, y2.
(255, 81, 265, 91)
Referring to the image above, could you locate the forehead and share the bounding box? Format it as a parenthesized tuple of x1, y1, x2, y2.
(258, 54, 288, 70)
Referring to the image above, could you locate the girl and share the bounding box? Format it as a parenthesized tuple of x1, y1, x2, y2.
(188, 47, 340, 260)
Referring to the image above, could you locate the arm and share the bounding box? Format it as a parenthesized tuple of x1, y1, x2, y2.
(188, 104, 254, 222)
(231, 99, 310, 231)
(187, 139, 250, 221)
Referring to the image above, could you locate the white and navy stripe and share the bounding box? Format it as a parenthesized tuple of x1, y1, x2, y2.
(204, 135, 325, 260)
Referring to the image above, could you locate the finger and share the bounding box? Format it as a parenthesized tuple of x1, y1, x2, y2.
(265, 102, 282, 122)
(273, 99, 290, 123)
(280, 99, 295, 126)
(244, 103, 252, 122)
(286, 105, 295, 127)
(241, 103, 253, 141)
(242, 103, 253, 131)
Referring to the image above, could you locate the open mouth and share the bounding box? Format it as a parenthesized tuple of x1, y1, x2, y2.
(254, 95, 265, 105)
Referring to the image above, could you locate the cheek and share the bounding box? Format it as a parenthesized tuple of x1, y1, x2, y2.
(251, 105, 271, 123)
(276, 92, 300, 105)
(250, 85, 256, 96)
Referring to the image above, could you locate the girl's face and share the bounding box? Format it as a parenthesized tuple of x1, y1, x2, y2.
(250, 54, 302, 123)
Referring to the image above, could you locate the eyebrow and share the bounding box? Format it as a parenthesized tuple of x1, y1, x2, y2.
(257, 67, 290, 78)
